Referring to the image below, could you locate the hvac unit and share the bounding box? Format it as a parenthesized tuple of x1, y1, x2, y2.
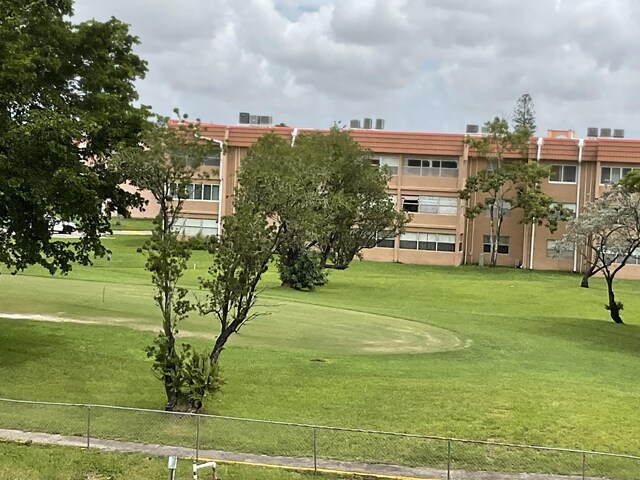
(375, 118, 385, 130)
(481, 125, 489, 134)
(613, 129, 625, 138)
(586, 127, 599, 137)
(363, 118, 373, 129)
(466, 124, 479, 134)
(349, 119, 361, 128)
(249, 115, 259, 124)
(599, 128, 612, 137)
(239, 112, 250, 124)
(259, 116, 272, 125)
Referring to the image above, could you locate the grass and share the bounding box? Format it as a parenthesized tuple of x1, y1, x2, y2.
(109, 217, 154, 231)
(0, 441, 336, 480)
(0, 235, 639, 475)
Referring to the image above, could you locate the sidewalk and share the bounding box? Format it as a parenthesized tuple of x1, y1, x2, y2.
(0, 428, 602, 480)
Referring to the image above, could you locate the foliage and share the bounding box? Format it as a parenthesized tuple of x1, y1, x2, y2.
(512, 93, 536, 135)
(562, 185, 640, 323)
(277, 244, 327, 290)
(620, 170, 640, 193)
(0, 0, 148, 274)
(200, 198, 285, 365)
(238, 128, 408, 289)
(117, 113, 218, 410)
(460, 117, 565, 267)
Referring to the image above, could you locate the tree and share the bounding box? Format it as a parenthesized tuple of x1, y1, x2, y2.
(0, 0, 148, 274)
(512, 93, 536, 136)
(200, 190, 285, 365)
(460, 117, 564, 267)
(238, 127, 408, 290)
(116, 114, 220, 411)
(562, 186, 640, 324)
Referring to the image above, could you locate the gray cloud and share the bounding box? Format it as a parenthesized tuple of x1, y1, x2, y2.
(72, 0, 640, 137)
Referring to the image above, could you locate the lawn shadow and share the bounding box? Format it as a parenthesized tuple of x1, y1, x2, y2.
(0, 318, 74, 369)
(528, 316, 640, 356)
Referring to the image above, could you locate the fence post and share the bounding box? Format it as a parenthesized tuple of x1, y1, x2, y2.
(196, 415, 201, 461)
(86, 405, 91, 449)
(447, 440, 451, 480)
(313, 427, 318, 474)
(582, 452, 586, 480)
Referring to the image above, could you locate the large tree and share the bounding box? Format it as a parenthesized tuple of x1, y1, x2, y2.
(238, 128, 408, 290)
(460, 117, 564, 267)
(563, 186, 640, 324)
(117, 114, 220, 411)
(0, 0, 148, 274)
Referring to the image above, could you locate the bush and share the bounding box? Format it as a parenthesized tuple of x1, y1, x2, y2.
(277, 246, 327, 291)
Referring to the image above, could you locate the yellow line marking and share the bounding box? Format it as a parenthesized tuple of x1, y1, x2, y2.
(196, 456, 440, 480)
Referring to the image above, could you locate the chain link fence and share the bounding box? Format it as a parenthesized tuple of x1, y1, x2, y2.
(0, 397, 638, 479)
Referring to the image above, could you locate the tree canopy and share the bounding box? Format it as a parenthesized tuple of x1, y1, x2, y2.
(563, 185, 640, 323)
(0, 0, 148, 274)
(238, 127, 408, 289)
(512, 93, 536, 135)
(460, 117, 564, 267)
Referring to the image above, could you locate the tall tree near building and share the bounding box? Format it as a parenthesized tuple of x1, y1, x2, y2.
(0, 0, 148, 274)
(460, 117, 564, 267)
(562, 186, 640, 324)
(512, 93, 536, 136)
(117, 114, 221, 411)
(237, 128, 408, 290)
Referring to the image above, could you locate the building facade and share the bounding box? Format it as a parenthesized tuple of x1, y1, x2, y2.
(135, 123, 640, 278)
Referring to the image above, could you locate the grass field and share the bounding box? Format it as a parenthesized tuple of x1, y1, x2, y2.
(0, 235, 639, 461)
(0, 441, 331, 480)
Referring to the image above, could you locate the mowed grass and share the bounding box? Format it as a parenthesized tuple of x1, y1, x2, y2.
(0, 236, 639, 457)
(0, 441, 331, 480)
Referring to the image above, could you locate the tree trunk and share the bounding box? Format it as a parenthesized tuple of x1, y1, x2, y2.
(580, 273, 590, 288)
(209, 329, 233, 365)
(605, 277, 624, 324)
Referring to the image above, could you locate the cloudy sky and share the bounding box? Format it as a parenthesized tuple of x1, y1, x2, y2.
(73, 0, 640, 138)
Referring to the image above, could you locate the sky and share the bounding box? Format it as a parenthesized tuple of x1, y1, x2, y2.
(72, 0, 640, 138)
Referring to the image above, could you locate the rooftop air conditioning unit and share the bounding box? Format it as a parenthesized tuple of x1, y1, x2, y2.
(586, 127, 598, 137)
(249, 115, 259, 124)
(600, 128, 612, 138)
(466, 124, 479, 134)
(363, 118, 373, 129)
(481, 125, 489, 134)
(259, 116, 272, 125)
(350, 119, 361, 128)
(239, 112, 250, 124)
(375, 118, 385, 130)
(613, 129, 625, 138)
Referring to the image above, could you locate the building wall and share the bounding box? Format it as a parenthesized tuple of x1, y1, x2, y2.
(161, 123, 640, 278)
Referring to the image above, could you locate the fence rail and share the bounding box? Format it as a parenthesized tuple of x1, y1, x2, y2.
(0, 397, 638, 479)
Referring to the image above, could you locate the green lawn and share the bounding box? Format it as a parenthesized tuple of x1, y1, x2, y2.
(109, 217, 154, 231)
(0, 441, 331, 480)
(0, 236, 639, 462)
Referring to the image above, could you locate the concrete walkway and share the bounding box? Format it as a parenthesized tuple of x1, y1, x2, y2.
(0, 428, 607, 480)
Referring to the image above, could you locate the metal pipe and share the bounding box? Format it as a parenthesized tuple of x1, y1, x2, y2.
(573, 138, 584, 272)
(529, 137, 543, 269)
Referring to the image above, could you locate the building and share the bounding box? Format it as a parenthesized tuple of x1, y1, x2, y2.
(137, 122, 640, 278)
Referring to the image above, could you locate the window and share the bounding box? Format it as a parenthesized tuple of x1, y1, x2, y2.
(371, 156, 399, 175)
(399, 232, 456, 252)
(483, 235, 509, 254)
(601, 166, 639, 184)
(484, 200, 511, 217)
(204, 152, 221, 167)
(375, 231, 395, 248)
(550, 202, 577, 219)
(188, 183, 220, 201)
(546, 240, 573, 258)
(402, 196, 457, 215)
(403, 158, 458, 177)
(550, 165, 577, 183)
(173, 218, 218, 236)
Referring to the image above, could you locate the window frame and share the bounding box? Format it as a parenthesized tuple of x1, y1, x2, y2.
(482, 235, 510, 254)
(399, 232, 456, 252)
(402, 157, 458, 177)
(549, 164, 577, 183)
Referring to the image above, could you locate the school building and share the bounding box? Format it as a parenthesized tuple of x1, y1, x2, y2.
(139, 122, 640, 278)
